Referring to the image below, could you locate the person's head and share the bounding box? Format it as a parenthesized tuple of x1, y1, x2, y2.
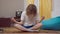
(26, 4, 37, 17)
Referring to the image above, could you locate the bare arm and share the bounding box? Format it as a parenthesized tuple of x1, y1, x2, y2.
(39, 16, 45, 23)
(29, 16, 45, 30)
(11, 18, 23, 25)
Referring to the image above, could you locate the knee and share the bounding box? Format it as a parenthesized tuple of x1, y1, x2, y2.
(14, 24, 20, 27)
(37, 23, 42, 26)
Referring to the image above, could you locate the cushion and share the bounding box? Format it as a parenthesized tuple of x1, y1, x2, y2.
(41, 16, 60, 30)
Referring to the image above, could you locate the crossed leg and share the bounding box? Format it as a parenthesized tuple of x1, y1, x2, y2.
(14, 23, 42, 32)
(29, 23, 42, 30)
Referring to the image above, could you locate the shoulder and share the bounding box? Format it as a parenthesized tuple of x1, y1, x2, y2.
(21, 11, 27, 17)
(22, 11, 26, 14)
(21, 11, 26, 15)
(36, 13, 40, 17)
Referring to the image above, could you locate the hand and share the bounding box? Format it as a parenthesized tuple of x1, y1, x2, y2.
(17, 22, 23, 25)
(41, 16, 45, 20)
(39, 16, 45, 23)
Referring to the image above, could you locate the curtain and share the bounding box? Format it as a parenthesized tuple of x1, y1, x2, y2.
(26, 0, 34, 5)
(39, 0, 52, 19)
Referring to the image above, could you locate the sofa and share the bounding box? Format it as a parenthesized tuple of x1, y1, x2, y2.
(0, 18, 11, 27)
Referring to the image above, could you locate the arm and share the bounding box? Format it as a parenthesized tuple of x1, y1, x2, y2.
(11, 17, 23, 25)
(39, 16, 45, 23)
(29, 16, 45, 30)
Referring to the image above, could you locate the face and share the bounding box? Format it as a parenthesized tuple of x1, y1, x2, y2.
(26, 4, 37, 18)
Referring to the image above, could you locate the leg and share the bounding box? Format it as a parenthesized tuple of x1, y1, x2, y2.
(14, 24, 39, 32)
(29, 23, 42, 30)
(14, 24, 30, 31)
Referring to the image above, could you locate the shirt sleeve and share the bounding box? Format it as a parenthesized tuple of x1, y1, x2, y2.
(21, 11, 25, 21)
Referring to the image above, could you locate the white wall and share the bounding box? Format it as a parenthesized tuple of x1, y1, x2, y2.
(0, 0, 24, 18)
(1, 0, 60, 18)
(52, 0, 60, 17)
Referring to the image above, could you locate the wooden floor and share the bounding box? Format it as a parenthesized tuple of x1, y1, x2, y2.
(0, 28, 60, 34)
(0, 33, 60, 34)
(4, 28, 60, 33)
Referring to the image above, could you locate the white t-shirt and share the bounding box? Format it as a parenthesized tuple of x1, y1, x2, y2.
(21, 11, 40, 26)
